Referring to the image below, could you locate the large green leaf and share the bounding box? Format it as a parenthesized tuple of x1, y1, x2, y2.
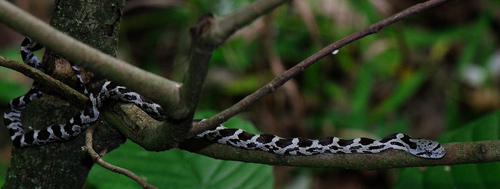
(395, 110, 500, 188)
(87, 115, 273, 188)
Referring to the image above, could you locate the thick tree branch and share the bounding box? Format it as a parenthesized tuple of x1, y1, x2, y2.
(101, 103, 186, 151)
(0, 0, 297, 136)
(179, 0, 291, 117)
(88, 101, 500, 168)
(0, 1, 195, 149)
(0, 0, 292, 123)
(177, 16, 215, 118)
(180, 139, 500, 169)
(104, 97, 500, 169)
(192, 0, 453, 135)
(0, 1, 182, 117)
(0, 56, 186, 151)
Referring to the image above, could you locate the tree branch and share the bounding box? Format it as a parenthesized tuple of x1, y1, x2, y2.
(103, 97, 500, 169)
(179, 0, 292, 117)
(0, 56, 87, 107)
(1, 0, 472, 170)
(85, 125, 157, 189)
(101, 103, 185, 151)
(180, 139, 500, 169)
(209, 0, 292, 46)
(192, 0, 453, 135)
(0, 1, 182, 117)
(0, 56, 186, 151)
(0, 0, 292, 122)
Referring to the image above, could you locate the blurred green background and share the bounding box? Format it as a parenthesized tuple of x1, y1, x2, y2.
(1, 0, 500, 188)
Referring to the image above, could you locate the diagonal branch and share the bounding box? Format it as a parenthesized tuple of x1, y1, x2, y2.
(192, 0, 453, 135)
(0, 0, 295, 150)
(0, 56, 187, 151)
(0, 0, 292, 121)
(0, 1, 181, 117)
(0, 56, 87, 107)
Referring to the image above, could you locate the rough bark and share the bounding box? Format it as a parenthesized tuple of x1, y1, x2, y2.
(3, 0, 125, 188)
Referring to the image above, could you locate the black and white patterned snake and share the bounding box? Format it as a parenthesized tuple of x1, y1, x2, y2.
(3, 37, 446, 159)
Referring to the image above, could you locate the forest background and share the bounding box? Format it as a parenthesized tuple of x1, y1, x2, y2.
(1, 0, 500, 188)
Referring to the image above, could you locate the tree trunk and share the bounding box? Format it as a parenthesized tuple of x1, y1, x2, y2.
(4, 0, 125, 187)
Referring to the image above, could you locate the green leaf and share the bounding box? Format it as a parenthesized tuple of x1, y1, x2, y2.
(223, 74, 260, 96)
(0, 76, 31, 104)
(394, 168, 424, 189)
(87, 114, 272, 188)
(421, 166, 454, 188)
(395, 110, 500, 188)
(351, 64, 373, 114)
(0, 162, 7, 186)
(374, 70, 426, 116)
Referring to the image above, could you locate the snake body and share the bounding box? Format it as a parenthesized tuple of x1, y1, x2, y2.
(3, 37, 446, 159)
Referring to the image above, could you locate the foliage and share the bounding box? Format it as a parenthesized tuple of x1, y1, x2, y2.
(0, 0, 499, 188)
(87, 113, 273, 188)
(395, 110, 500, 188)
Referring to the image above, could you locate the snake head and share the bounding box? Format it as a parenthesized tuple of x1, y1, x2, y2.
(409, 138, 446, 159)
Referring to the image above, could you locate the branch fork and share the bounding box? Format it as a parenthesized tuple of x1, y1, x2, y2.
(1, 0, 484, 171)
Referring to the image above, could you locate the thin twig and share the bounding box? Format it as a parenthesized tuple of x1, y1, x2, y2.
(212, 0, 292, 45)
(85, 125, 157, 189)
(192, 0, 452, 135)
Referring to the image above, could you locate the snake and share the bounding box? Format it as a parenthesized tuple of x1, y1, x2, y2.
(3, 37, 446, 159)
